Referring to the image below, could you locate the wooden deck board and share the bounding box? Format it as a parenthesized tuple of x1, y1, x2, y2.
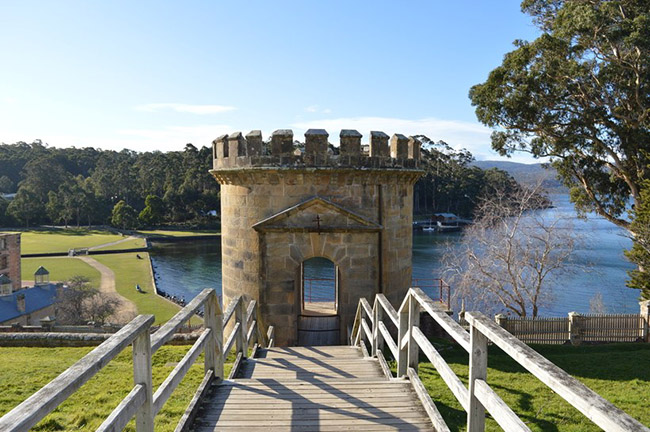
(190, 345, 433, 431)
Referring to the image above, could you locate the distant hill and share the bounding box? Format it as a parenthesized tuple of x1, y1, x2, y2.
(473, 160, 567, 193)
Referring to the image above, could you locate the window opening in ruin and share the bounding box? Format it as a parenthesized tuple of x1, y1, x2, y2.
(301, 257, 338, 315)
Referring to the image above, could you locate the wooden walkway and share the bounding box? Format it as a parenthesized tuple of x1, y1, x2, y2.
(190, 345, 433, 431)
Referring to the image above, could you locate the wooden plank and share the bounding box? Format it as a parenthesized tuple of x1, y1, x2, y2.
(376, 294, 398, 327)
(466, 312, 650, 432)
(151, 289, 212, 352)
(174, 370, 214, 432)
(0, 314, 154, 432)
(412, 326, 468, 411)
(361, 318, 373, 345)
(467, 318, 488, 432)
(208, 406, 426, 416)
(359, 339, 370, 358)
(410, 288, 471, 352)
(204, 400, 423, 409)
(194, 424, 432, 432)
(246, 299, 256, 324)
(406, 368, 449, 432)
(133, 324, 154, 432)
(223, 322, 240, 358)
(246, 320, 257, 347)
(203, 291, 223, 380)
(378, 321, 398, 360)
(222, 295, 242, 327)
(267, 326, 275, 348)
(96, 384, 146, 432)
(376, 351, 393, 380)
(474, 379, 530, 432)
(360, 298, 373, 324)
(228, 352, 243, 380)
(209, 387, 413, 396)
(194, 417, 432, 426)
(153, 328, 210, 414)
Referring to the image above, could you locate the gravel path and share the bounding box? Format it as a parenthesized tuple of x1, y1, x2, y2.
(77, 256, 138, 323)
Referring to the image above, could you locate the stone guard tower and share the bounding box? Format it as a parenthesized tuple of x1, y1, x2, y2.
(211, 129, 422, 346)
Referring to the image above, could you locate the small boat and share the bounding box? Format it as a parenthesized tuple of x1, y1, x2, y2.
(422, 226, 436, 232)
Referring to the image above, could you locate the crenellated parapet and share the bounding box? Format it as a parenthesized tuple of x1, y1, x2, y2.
(211, 129, 422, 170)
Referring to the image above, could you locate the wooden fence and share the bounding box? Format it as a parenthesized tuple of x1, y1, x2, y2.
(488, 303, 650, 345)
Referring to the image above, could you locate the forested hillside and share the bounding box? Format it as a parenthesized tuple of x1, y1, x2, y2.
(0, 140, 219, 228)
(0, 138, 533, 227)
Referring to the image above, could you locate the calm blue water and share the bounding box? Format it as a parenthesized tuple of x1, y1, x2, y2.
(150, 194, 641, 316)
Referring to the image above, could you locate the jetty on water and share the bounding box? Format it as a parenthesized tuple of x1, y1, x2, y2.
(1, 287, 648, 432)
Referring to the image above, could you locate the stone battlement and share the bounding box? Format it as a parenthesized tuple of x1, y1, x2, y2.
(212, 129, 421, 170)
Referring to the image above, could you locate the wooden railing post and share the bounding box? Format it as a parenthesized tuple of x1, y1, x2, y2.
(235, 298, 248, 358)
(372, 300, 383, 357)
(467, 322, 488, 432)
(397, 294, 410, 377)
(204, 291, 224, 381)
(641, 300, 650, 343)
(133, 330, 154, 432)
(408, 296, 420, 373)
(568, 312, 584, 346)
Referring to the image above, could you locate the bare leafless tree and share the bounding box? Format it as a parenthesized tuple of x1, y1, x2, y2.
(56, 275, 120, 325)
(443, 185, 577, 318)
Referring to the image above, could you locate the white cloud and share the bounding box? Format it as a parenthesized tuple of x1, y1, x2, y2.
(305, 105, 332, 115)
(135, 103, 236, 115)
(290, 116, 539, 163)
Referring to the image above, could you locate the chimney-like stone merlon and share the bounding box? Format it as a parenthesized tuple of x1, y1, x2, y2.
(213, 134, 229, 159)
(408, 136, 421, 161)
(271, 129, 294, 156)
(305, 129, 329, 156)
(228, 132, 246, 159)
(246, 130, 263, 157)
(390, 134, 409, 159)
(16, 293, 25, 313)
(369, 131, 389, 157)
(340, 130, 362, 156)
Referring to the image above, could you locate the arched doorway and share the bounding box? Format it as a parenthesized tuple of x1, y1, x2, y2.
(298, 257, 340, 345)
(301, 257, 338, 315)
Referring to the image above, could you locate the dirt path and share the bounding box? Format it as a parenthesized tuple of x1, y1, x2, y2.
(77, 256, 138, 323)
(88, 235, 140, 251)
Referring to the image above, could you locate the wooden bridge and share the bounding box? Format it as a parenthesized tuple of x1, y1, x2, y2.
(0, 288, 648, 432)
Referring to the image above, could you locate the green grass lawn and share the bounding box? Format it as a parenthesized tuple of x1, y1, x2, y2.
(91, 253, 185, 325)
(92, 237, 147, 251)
(137, 229, 219, 238)
(0, 345, 235, 431)
(6, 228, 125, 255)
(416, 341, 650, 431)
(21, 257, 101, 287)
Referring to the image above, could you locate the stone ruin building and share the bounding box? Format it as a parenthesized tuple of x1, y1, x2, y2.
(210, 129, 422, 346)
(0, 233, 21, 295)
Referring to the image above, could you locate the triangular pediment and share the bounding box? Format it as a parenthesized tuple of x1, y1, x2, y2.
(252, 197, 382, 233)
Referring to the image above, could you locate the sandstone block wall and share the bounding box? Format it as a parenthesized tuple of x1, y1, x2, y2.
(0, 233, 21, 292)
(211, 129, 422, 346)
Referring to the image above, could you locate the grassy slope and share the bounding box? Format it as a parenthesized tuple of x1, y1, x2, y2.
(92, 253, 181, 324)
(418, 342, 650, 431)
(0, 346, 234, 431)
(9, 229, 124, 255)
(21, 257, 101, 287)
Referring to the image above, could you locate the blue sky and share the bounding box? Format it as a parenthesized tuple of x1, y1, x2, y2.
(0, 1, 540, 162)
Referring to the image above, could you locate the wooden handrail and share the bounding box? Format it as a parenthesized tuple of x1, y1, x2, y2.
(466, 312, 649, 432)
(350, 288, 649, 432)
(151, 288, 213, 352)
(0, 290, 267, 432)
(0, 314, 154, 432)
